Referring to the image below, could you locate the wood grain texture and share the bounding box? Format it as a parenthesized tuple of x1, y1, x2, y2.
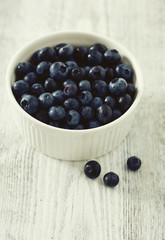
(0, 0, 165, 239)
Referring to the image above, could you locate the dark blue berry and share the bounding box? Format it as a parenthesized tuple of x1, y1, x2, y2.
(50, 62, 68, 81)
(79, 80, 91, 91)
(65, 61, 78, 72)
(108, 78, 127, 96)
(112, 109, 122, 120)
(64, 98, 79, 110)
(74, 46, 88, 65)
(127, 156, 142, 171)
(71, 67, 85, 81)
(48, 106, 66, 121)
(63, 79, 77, 88)
(91, 97, 102, 109)
(16, 62, 35, 78)
(52, 90, 66, 104)
(12, 80, 29, 96)
(104, 96, 115, 109)
(92, 80, 107, 97)
(34, 110, 49, 123)
(54, 43, 67, 55)
(87, 119, 101, 129)
(87, 50, 103, 66)
(66, 110, 80, 126)
(29, 50, 40, 65)
(64, 84, 78, 97)
(117, 94, 132, 112)
(88, 66, 105, 80)
(44, 78, 58, 92)
(38, 92, 54, 109)
(103, 172, 119, 187)
(58, 44, 74, 60)
(115, 64, 133, 81)
(31, 83, 45, 97)
(80, 106, 94, 120)
(36, 61, 51, 78)
(20, 94, 39, 114)
(126, 83, 136, 98)
(49, 121, 61, 128)
(84, 160, 101, 179)
(79, 91, 93, 105)
(96, 104, 112, 124)
(38, 47, 57, 62)
(74, 124, 85, 130)
(105, 67, 114, 81)
(104, 49, 121, 65)
(24, 72, 37, 86)
(89, 43, 107, 54)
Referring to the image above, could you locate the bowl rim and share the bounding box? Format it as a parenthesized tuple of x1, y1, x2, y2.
(6, 30, 143, 134)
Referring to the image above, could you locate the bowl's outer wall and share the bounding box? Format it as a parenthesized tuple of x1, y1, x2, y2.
(7, 32, 143, 160)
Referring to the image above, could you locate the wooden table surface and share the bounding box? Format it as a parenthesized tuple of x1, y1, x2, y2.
(0, 0, 165, 239)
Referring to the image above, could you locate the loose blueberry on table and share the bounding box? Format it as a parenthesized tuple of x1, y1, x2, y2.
(84, 160, 101, 179)
(127, 156, 142, 171)
(12, 43, 136, 130)
(103, 172, 119, 187)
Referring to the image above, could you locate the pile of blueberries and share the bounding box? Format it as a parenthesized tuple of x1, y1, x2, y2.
(12, 43, 136, 130)
(84, 156, 142, 187)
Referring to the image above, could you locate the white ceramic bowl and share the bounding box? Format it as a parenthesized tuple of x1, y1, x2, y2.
(6, 31, 143, 161)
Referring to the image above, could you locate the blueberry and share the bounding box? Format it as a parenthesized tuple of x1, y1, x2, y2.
(66, 110, 80, 126)
(12, 80, 29, 96)
(64, 84, 78, 97)
(104, 49, 121, 65)
(108, 78, 127, 96)
(127, 156, 142, 171)
(71, 67, 85, 81)
(52, 90, 66, 104)
(87, 119, 101, 129)
(65, 61, 78, 72)
(44, 78, 58, 92)
(78, 91, 93, 105)
(80, 106, 94, 120)
(126, 83, 136, 98)
(38, 92, 54, 109)
(105, 67, 114, 81)
(117, 94, 132, 112)
(84, 66, 91, 76)
(49, 121, 61, 128)
(96, 104, 112, 124)
(48, 106, 66, 121)
(104, 96, 115, 109)
(54, 43, 67, 55)
(31, 83, 45, 97)
(64, 98, 79, 110)
(16, 62, 35, 78)
(38, 47, 57, 62)
(58, 44, 74, 60)
(87, 50, 103, 66)
(103, 172, 119, 187)
(89, 43, 107, 54)
(74, 124, 85, 130)
(29, 50, 40, 65)
(63, 79, 77, 88)
(34, 110, 49, 123)
(88, 66, 106, 80)
(24, 72, 37, 86)
(36, 61, 51, 78)
(50, 62, 68, 81)
(84, 160, 101, 179)
(79, 80, 91, 91)
(20, 94, 39, 114)
(74, 46, 88, 65)
(91, 97, 102, 109)
(115, 63, 133, 81)
(92, 80, 107, 97)
(112, 109, 122, 120)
